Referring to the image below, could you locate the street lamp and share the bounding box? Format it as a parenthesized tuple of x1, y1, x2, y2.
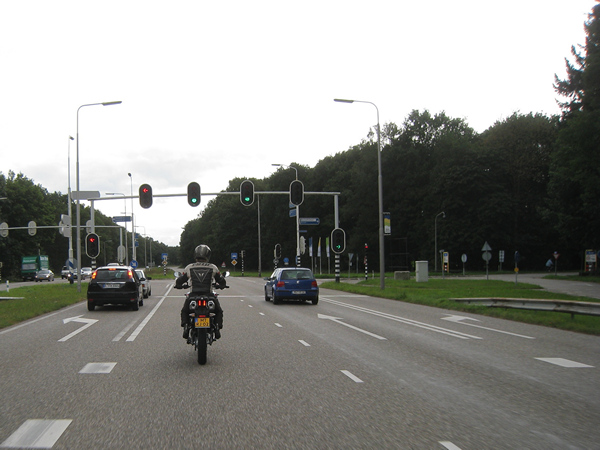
(128, 173, 136, 264)
(67, 136, 75, 272)
(76, 101, 122, 292)
(272, 163, 300, 267)
(435, 211, 445, 272)
(334, 98, 385, 289)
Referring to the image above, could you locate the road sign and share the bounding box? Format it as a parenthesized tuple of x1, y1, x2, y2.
(231, 260, 238, 266)
(130, 260, 138, 268)
(112, 216, 132, 223)
(72, 191, 100, 200)
(299, 217, 320, 225)
(482, 251, 492, 262)
(482, 241, 492, 252)
(231, 252, 238, 260)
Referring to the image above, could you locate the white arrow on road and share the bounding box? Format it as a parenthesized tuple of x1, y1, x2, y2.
(318, 314, 387, 340)
(442, 315, 535, 339)
(58, 315, 98, 342)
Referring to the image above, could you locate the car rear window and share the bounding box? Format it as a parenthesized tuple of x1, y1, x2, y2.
(95, 269, 130, 281)
(281, 270, 313, 280)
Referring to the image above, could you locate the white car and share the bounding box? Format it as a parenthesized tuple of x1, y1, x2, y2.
(81, 267, 93, 279)
(135, 269, 152, 298)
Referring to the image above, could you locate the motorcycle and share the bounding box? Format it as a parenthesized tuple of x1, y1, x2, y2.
(175, 272, 229, 365)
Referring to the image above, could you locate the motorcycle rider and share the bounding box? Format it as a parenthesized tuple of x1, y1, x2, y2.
(176, 244, 226, 340)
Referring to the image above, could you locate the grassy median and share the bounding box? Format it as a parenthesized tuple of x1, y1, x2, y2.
(320, 278, 600, 335)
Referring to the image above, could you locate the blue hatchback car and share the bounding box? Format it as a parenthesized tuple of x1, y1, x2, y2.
(264, 267, 319, 305)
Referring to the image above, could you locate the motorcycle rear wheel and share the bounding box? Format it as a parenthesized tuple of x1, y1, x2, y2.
(197, 329, 208, 365)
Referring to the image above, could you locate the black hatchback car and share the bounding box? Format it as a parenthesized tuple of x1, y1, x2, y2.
(87, 265, 143, 311)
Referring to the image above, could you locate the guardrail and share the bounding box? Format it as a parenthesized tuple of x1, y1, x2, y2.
(0, 297, 25, 302)
(451, 298, 600, 317)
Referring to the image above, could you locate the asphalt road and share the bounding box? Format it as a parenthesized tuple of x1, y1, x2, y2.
(1, 276, 599, 449)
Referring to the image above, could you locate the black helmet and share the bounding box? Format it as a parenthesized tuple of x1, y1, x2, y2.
(194, 245, 211, 262)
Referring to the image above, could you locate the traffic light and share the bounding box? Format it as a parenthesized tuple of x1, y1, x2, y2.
(240, 180, 254, 206)
(274, 243, 281, 259)
(187, 182, 201, 207)
(289, 180, 304, 206)
(331, 228, 346, 254)
(86, 233, 100, 258)
(139, 184, 153, 208)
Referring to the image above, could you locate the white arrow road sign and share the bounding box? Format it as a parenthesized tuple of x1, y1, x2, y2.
(318, 314, 387, 340)
(59, 315, 98, 342)
(441, 315, 535, 339)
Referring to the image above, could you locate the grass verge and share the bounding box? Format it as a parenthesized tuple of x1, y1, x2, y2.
(0, 284, 87, 329)
(320, 278, 600, 335)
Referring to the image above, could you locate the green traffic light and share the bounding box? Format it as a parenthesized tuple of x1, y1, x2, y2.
(244, 196, 250, 202)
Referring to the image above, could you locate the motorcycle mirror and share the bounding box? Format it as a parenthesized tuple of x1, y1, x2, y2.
(173, 271, 181, 278)
(223, 271, 230, 278)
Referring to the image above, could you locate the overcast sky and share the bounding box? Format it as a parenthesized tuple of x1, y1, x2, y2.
(0, 0, 596, 251)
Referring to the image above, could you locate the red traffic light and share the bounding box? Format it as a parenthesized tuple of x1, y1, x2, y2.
(86, 232, 100, 258)
(139, 184, 153, 208)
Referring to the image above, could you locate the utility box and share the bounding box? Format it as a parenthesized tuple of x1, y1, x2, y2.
(416, 261, 428, 282)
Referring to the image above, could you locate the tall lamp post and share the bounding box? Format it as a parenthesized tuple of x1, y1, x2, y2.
(435, 211, 445, 272)
(128, 173, 136, 264)
(272, 163, 300, 267)
(67, 136, 75, 272)
(76, 101, 122, 292)
(334, 98, 385, 289)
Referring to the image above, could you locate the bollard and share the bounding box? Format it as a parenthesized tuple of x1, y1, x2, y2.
(6, 280, 9, 293)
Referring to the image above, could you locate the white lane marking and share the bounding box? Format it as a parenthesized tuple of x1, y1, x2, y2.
(439, 441, 462, 450)
(299, 340, 311, 347)
(113, 318, 139, 341)
(341, 370, 363, 383)
(58, 316, 98, 342)
(275, 323, 283, 328)
(318, 314, 387, 340)
(442, 315, 535, 339)
(535, 358, 594, 368)
(321, 298, 481, 340)
(248, 305, 253, 308)
(259, 312, 265, 316)
(1, 419, 72, 448)
(79, 362, 117, 374)
(126, 284, 174, 341)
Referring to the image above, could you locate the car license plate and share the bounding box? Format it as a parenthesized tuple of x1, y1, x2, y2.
(292, 290, 306, 295)
(195, 317, 210, 328)
(104, 283, 120, 288)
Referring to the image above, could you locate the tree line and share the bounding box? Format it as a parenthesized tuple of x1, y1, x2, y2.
(0, 171, 179, 279)
(180, 4, 600, 275)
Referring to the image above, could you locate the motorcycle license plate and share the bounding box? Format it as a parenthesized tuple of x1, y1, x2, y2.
(195, 317, 210, 328)
(292, 290, 306, 295)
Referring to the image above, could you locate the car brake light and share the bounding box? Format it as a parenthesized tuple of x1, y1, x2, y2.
(311, 281, 318, 288)
(91, 272, 97, 280)
(127, 270, 133, 279)
(276, 281, 285, 288)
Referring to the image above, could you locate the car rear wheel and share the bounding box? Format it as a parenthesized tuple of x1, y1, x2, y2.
(312, 297, 319, 305)
(273, 294, 281, 305)
(87, 301, 95, 311)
